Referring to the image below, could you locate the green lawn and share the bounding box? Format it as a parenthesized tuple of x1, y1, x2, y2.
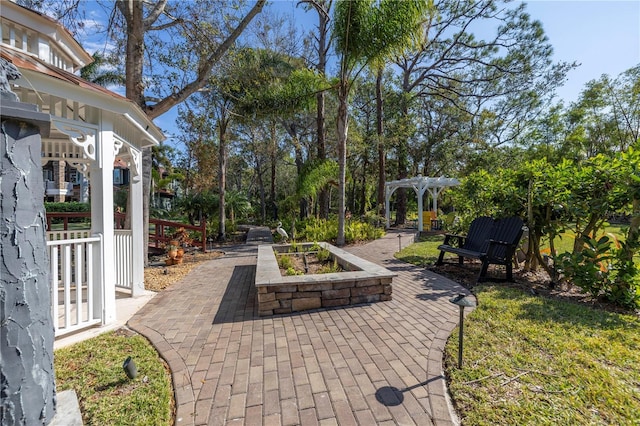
(396, 225, 640, 424)
(539, 224, 628, 256)
(446, 285, 640, 425)
(55, 330, 173, 425)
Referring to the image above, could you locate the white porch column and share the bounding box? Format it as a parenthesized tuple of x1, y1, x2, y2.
(128, 147, 145, 296)
(91, 116, 116, 325)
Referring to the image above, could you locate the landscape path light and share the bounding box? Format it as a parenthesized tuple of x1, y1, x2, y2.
(123, 356, 137, 379)
(449, 294, 476, 369)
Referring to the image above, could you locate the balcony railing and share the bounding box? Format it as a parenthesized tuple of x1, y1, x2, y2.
(44, 180, 74, 196)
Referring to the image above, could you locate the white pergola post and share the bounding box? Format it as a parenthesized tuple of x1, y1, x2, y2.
(385, 186, 392, 229)
(91, 116, 116, 325)
(428, 187, 443, 215)
(414, 184, 423, 232)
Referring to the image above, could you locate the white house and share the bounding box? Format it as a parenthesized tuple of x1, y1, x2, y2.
(1, 2, 164, 337)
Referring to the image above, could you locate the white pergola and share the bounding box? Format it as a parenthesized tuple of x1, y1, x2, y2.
(385, 175, 460, 231)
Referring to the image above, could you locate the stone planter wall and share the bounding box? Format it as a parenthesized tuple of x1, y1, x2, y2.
(255, 242, 396, 316)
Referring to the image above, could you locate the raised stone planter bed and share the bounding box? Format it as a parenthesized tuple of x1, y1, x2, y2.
(255, 242, 396, 316)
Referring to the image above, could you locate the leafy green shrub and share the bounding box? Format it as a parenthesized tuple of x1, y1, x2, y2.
(361, 210, 385, 227)
(45, 202, 90, 213)
(288, 241, 300, 253)
(298, 218, 384, 244)
(557, 235, 640, 309)
(285, 267, 302, 276)
(308, 241, 322, 252)
(277, 254, 294, 270)
(318, 259, 341, 274)
(45, 202, 90, 224)
(315, 247, 331, 262)
(345, 221, 384, 243)
(300, 218, 337, 242)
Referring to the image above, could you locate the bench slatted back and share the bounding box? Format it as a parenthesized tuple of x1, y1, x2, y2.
(463, 216, 495, 253)
(488, 216, 524, 260)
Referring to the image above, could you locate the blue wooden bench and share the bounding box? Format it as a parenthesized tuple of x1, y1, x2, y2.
(436, 216, 524, 282)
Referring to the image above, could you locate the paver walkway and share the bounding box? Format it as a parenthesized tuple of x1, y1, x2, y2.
(128, 229, 471, 425)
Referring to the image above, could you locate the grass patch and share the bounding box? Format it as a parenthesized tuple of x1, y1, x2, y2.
(54, 330, 173, 425)
(540, 224, 628, 255)
(395, 234, 452, 266)
(446, 285, 640, 425)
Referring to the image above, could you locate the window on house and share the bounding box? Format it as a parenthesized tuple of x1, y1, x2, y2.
(113, 168, 123, 185)
(43, 168, 53, 182)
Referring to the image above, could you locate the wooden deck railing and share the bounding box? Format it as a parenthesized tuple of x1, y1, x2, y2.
(45, 211, 126, 230)
(45, 211, 207, 252)
(148, 218, 207, 252)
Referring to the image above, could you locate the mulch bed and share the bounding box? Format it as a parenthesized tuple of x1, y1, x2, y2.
(145, 249, 224, 291)
(429, 260, 637, 316)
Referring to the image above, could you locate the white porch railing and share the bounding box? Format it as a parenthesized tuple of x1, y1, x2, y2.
(47, 234, 103, 337)
(114, 230, 133, 290)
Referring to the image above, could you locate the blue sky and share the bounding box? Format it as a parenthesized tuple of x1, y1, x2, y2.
(523, 0, 640, 104)
(277, 0, 640, 105)
(78, 0, 640, 142)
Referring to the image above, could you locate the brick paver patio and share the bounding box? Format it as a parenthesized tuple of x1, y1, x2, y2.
(128, 229, 471, 425)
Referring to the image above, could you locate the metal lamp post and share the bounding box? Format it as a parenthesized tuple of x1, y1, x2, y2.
(449, 294, 476, 368)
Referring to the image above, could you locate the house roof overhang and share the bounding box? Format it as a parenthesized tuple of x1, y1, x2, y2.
(1, 1, 93, 70)
(2, 47, 165, 148)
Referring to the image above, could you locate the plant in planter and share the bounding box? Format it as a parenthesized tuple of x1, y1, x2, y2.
(172, 227, 194, 248)
(165, 244, 180, 265)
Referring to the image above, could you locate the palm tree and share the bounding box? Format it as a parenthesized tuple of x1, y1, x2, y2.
(225, 190, 252, 226)
(80, 52, 125, 87)
(332, 0, 430, 245)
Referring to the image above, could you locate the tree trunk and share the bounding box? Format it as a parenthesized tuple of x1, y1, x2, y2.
(376, 69, 386, 217)
(395, 119, 409, 225)
(317, 89, 329, 219)
(0, 116, 56, 424)
(255, 156, 266, 223)
(282, 122, 308, 220)
(116, 0, 265, 259)
(218, 119, 227, 241)
(119, 0, 150, 264)
(269, 124, 277, 220)
(337, 82, 349, 246)
(120, 0, 145, 106)
(360, 152, 368, 215)
(309, 0, 330, 220)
